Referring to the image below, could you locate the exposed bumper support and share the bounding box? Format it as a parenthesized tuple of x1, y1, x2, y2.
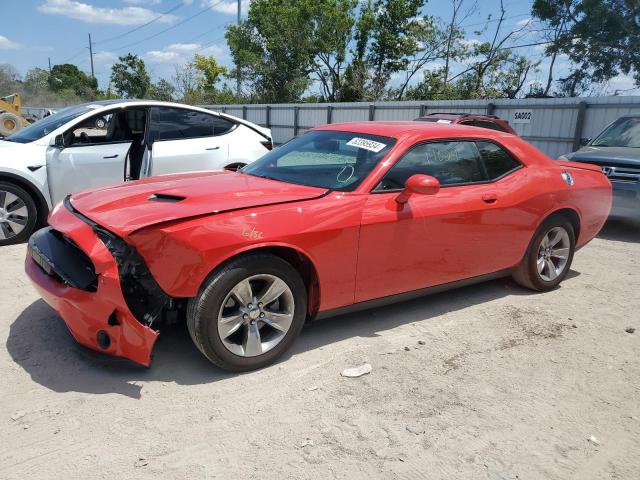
(24, 203, 160, 366)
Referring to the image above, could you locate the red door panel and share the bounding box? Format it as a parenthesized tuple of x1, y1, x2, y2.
(355, 169, 534, 303)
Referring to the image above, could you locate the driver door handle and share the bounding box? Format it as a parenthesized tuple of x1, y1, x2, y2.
(103, 154, 119, 159)
(482, 193, 498, 204)
(206, 146, 220, 151)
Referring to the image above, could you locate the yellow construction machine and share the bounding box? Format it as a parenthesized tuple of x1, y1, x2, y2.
(0, 93, 29, 137)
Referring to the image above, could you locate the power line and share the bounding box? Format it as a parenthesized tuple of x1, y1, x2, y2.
(94, 2, 184, 45)
(111, 0, 226, 53)
(185, 23, 228, 44)
(60, 48, 87, 64)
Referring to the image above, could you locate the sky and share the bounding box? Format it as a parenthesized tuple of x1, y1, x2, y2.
(0, 0, 637, 97)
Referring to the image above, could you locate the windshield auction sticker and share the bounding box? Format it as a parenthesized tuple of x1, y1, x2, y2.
(346, 137, 387, 153)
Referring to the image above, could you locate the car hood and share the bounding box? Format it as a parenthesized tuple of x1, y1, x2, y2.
(565, 146, 640, 166)
(70, 171, 328, 238)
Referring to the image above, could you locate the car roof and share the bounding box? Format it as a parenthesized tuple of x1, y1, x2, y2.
(315, 121, 512, 140)
(418, 113, 502, 120)
(72, 99, 219, 116)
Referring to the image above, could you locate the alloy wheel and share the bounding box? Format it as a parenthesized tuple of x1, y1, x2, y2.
(217, 274, 295, 357)
(0, 190, 29, 241)
(537, 226, 570, 282)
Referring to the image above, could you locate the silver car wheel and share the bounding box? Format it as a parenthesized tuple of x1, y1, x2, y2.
(537, 226, 570, 282)
(217, 274, 295, 357)
(0, 189, 29, 240)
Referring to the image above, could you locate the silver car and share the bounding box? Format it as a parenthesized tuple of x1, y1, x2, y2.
(560, 115, 640, 218)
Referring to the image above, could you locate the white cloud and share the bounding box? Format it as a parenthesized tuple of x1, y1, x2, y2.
(606, 73, 640, 95)
(203, 0, 250, 15)
(0, 35, 21, 50)
(38, 0, 177, 25)
(94, 51, 118, 62)
(146, 42, 225, 63)
(123, 0, 161, 5)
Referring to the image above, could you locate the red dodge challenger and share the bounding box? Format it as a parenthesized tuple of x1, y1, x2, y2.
(25, 122, 611, 371)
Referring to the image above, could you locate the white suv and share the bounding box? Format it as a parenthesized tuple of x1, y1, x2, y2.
(0, 100, 272, 245)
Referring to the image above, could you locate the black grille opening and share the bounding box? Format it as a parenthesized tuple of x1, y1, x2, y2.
(28, 227, 98, 291)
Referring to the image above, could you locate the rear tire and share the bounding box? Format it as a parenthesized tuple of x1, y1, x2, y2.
(0, 181, 38, 246)
(512, 215, 576, 291)
(187, 254, 307, 372)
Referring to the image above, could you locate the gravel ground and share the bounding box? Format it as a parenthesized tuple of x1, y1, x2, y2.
(1, 217, 639, 480)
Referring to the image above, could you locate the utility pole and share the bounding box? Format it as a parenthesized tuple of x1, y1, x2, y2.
(236, 0, 241, 97)
(48, 57, 51, 73)
(88, 33, 95, 79)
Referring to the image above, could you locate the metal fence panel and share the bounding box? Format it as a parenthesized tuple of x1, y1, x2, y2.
(210, 97, 640, 156)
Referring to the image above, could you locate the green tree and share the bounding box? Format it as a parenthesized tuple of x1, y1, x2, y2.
(366, 0, 423, 99)
(147, 79, 175, 101)
(23, 68, 50, 93)
(110, 54, 150, 99)
(310, 0, 357, 101)
(48, 64, 97, 98)
(226, 0, 317, 102)
(227, 0, 436, 102)
(532, 0, 640, 88)
(193, 55, 226, 91)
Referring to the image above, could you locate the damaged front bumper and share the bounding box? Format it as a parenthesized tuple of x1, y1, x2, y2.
(25, 199, 172, 366)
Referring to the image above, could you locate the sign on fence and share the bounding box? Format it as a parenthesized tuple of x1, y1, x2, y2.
(512, 110, 533, 124)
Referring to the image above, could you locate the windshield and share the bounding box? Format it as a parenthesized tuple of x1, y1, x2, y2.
(242, 130, 396, 191)
(4, 104, 100, 144)
(591, 117, 640, 148)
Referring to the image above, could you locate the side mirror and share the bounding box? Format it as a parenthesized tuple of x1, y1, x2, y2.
(580, 137, 591, 146)
(51, 134, 66, 149)
(395, 174, 440, 204)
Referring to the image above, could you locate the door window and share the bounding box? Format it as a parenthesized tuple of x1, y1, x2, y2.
(64, 109, 147, 146)
(376, 141, 487, 190)
(150, 107, 215, 141)
(476, 141, 521, 179)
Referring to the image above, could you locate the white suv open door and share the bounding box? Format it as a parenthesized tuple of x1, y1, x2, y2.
(45, 109, 148, 206)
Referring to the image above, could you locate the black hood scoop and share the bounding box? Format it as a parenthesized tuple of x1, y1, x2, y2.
(148, 193, 186, 203)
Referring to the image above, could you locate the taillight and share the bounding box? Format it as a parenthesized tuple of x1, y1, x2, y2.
(261, 140, 273, 151)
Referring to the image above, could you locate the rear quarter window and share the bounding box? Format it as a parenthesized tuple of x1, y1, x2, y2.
(213, 116, 236, 135)
(150, 107, 214, 141)
(476, 141, 521, 179)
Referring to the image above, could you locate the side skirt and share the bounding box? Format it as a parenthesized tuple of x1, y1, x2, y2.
(313, 269, 513, 321)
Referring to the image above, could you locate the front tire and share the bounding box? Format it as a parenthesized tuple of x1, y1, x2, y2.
(0, 181, 38, 246)
(187, 254, 307, 372)
(512, 215, 576, 291)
